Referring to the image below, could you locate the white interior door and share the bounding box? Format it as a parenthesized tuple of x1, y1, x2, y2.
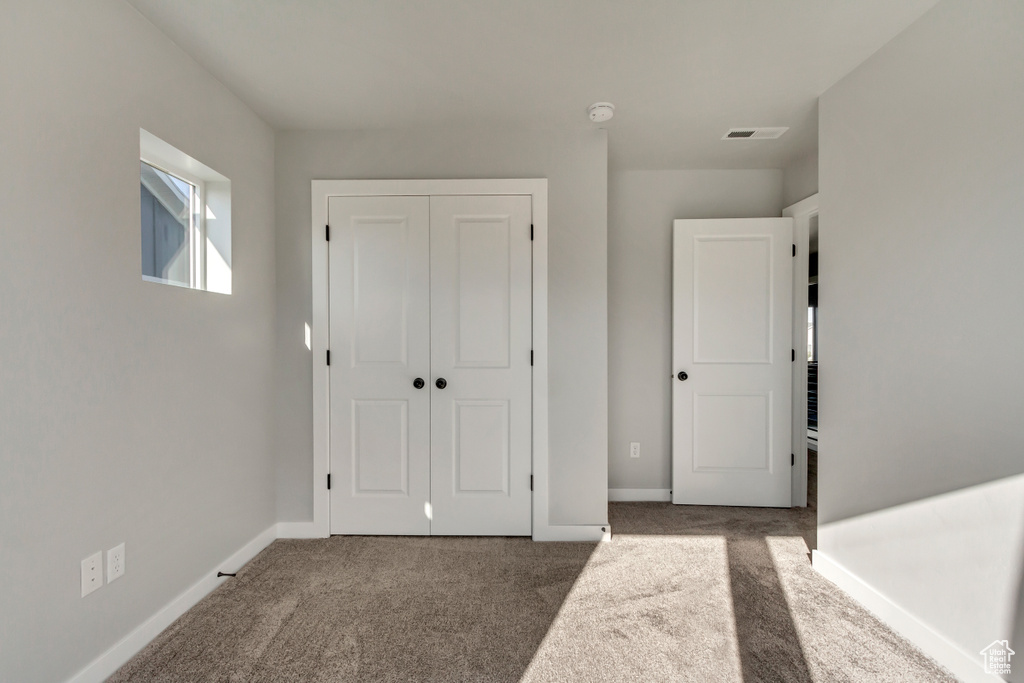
(428, 195, 533, 535)
(329, 196, 431, 534)
(672, 218, 793, 507)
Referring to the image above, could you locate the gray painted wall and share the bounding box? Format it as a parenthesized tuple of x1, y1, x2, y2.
(0, 2, 277, 682)
(274, 128, 608, 527)
(782, 149, 819, 209)
(818, 0, 1024, 674)
(608, 170, 783, 491)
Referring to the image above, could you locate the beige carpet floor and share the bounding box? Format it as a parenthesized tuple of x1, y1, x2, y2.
(110, 454, 955, 682)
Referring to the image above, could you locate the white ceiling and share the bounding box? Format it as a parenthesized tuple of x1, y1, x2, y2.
(128, 0, 939, 170)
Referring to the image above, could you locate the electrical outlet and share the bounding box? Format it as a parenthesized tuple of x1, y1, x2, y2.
(630, 441, 640, 459)
(81, 552, 103, 597)
(107, 543, 125, 583)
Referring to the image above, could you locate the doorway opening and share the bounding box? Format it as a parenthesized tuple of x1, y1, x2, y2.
(783, 193, 818, 510)
(806, 213, 818, 510)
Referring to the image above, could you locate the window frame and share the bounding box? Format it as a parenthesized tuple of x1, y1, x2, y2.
(140, 156, 207, 290)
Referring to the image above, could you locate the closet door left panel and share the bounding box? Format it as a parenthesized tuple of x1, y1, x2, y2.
(329, 196, 431, 535)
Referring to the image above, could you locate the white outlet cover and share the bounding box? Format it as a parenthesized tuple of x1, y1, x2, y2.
(81, 552, 103, 597)
(630, 441, 641, 458)
(107, 543, 125, 583)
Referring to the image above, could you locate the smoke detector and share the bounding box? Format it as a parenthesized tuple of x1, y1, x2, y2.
(722, 127, 789, 140)
(588, 102, 615, 123)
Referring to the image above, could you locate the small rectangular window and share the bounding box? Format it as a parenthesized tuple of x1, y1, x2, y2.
(140, 160, 203, 288)
(140, 129, 231, 293)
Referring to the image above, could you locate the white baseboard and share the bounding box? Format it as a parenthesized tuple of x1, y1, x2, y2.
(533, 524, 611, 542)
(276, 521, 326, 539)
(608, 488, 671, 502)
(811, 550, 989, 683)
(66, 525, 278, 683)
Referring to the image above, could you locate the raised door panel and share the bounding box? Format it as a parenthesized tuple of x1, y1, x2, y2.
(454, 400, 510, 494)
(351, 220, 411, 365)
(352, 400, 409, 495)
(329, 196, 431, 535)
(454, 217, 511, 368)
(429, 195, 532, 536)
(693, 394, 770, 471)
(693, 236, 772, 364)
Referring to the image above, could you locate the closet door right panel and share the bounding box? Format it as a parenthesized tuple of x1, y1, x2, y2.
(428, 195, 533, 535)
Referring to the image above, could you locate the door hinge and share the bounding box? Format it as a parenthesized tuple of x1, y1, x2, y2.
(530, 475, 533, 491)
(326, 350, 331, 366)
(530, 350, 534, 366)
(326, 225, 330, 241)
(792, 349, 795, 362)
(327, 473, 332, 489)
(792, 244, 796, 257)
(530, 224, 534, 241)
(791, 453, 795, 466)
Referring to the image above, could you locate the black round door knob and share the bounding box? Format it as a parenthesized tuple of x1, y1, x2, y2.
(677, 371, 688, 381)
(413, 378, 425, 389)
(435, 378, 447, 389)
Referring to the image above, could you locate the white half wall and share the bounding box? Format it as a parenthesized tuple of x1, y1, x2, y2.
(608, 170, 783, 492)
(275, 128, 608, 527)
(0, 2, 277, 682)
(818, 0, 1024, 678)
(816, 475, 1024, 683)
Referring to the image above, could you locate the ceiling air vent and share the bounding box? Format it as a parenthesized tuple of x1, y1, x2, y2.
(722, 127, 789, 140)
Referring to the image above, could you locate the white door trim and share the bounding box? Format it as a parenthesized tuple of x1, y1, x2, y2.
(311, 179, 549, 540)
(783, 193, 818, 507)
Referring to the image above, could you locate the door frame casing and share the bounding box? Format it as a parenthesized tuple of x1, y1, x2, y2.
(308, 179, 549, 540)
(783, 193, 818, 507)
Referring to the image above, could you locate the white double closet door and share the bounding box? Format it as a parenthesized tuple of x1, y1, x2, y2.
(328, 194, 533, 536)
